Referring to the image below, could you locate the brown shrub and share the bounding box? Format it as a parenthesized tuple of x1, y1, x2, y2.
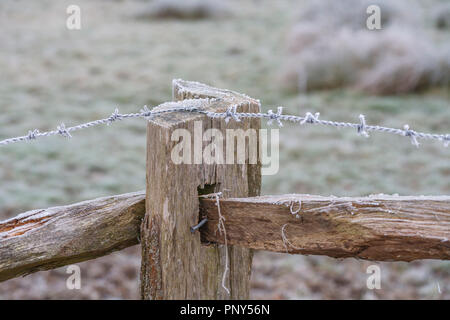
(135, 0, 231, 20)
(283, 0, 450, 95)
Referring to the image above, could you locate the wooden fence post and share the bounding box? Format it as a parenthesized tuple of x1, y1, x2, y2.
(140, 80, 261, 299)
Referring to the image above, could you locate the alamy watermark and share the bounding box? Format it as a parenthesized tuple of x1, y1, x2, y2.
(170, 121, 279, 176)
(366, 4, 382, 30)
(366, 265, 381, 290)
(66, 5, 81, 30)
(66, 265, 81, 290)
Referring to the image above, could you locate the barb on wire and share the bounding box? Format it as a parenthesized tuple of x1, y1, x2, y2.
(107, 108, 122, 125)
(224, 105, 241, 123)
(140, 106, 152, 121)
(403, 124, 419, 148)
(57, 123, 72, 139)
(300, 112, 320, 125)
(267, 106, 283, 127)
(357, 115, 369, 138)
(26, 129, 40, 141)
(0, 104, 449, 148)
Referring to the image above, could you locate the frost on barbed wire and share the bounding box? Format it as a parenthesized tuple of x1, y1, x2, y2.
(0, 105, 449, 148)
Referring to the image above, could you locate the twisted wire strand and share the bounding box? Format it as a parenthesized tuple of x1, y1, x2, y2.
(0, 105, 449, 148)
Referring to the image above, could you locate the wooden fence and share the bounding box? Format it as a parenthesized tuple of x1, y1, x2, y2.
(0, 79, 449, 299)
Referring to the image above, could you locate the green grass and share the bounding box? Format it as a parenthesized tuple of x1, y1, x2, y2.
(0, 0, 448, 216)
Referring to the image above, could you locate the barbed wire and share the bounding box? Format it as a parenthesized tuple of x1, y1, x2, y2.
(0, 106, 197, 146)
(204, 106, 449, 148)
(0, 105, 449, 148)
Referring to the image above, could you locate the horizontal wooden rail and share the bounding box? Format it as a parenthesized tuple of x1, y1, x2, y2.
(200, 194, 450, 262)
(0, 191, 145, 282)
(1, 191, 449, 282)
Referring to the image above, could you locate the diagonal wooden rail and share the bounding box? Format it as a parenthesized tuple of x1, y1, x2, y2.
(0, 191, 145, 282)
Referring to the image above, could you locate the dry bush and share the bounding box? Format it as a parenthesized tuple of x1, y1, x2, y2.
(294, 0, 420, 32)
(283, 0, 450, 95)
(432, 3, 450, 29)
(135, 0, 231, 20)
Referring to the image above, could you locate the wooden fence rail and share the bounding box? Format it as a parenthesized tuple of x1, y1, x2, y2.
(0, 191, 145, 282)
(200, 195, 450, 262)
(1, 192, 449, 283)
(0, 80, 448, 300)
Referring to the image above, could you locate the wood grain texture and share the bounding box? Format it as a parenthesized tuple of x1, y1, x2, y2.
(200, 194, 450, 262)
(140, 79, 261, 300)
(0, 191, 145, 282)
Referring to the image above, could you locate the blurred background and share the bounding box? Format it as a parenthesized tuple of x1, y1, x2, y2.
(0, 0, 449, 299)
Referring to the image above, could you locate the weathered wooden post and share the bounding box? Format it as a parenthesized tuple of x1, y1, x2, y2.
(140, 80, 261, 299)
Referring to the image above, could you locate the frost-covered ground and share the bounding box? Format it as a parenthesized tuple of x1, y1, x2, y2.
(0, 0, 449, 299)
